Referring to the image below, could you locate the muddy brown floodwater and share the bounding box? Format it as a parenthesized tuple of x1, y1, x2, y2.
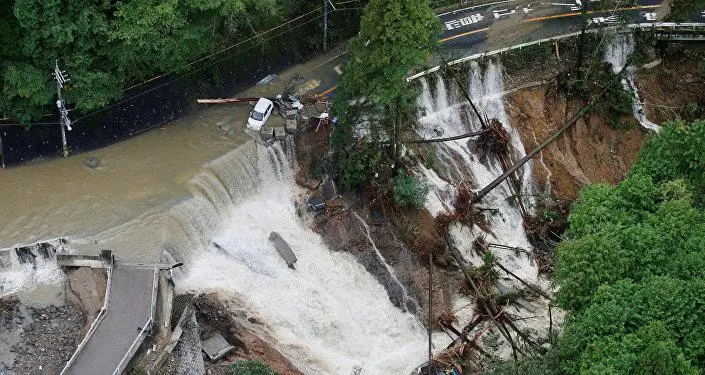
(0, 104, 252, 262)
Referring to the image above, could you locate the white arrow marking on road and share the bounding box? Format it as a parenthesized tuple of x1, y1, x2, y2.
(588, 15, 619, 25)
(494, 8, 517, 18)
(334, 65, 343, 75)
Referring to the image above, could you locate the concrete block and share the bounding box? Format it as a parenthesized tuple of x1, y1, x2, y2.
(274, 127, 286, 140)
(202, 333, 234, 361)
(260, 126, 274, 141)
(285, 119, 297, 133)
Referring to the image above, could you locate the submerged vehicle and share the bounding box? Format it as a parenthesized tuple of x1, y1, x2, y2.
(247, 98, 274, 131)
(269, 231, 297, 270)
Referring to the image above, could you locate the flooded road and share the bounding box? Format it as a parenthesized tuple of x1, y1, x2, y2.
(0, 104, 252, 261)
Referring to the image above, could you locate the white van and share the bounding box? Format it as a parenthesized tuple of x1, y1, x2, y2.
(247, 98, 274, 131)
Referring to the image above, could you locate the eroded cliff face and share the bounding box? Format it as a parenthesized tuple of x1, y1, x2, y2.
(636, 52, 705, 124)
(505, 86, 647, 200)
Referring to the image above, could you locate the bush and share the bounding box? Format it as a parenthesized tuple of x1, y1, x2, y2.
(339, 142, 384, 189)
(668, 0, 705, 21)
(393, 171, 428, 209)
(228, 360, 277, 375)
(425, 144, 437, 170)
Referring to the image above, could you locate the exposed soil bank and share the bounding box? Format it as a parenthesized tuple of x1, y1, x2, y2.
(151, 293, 302, 375)
(636, 43, 705, 124)
(505, 85, 646, 200)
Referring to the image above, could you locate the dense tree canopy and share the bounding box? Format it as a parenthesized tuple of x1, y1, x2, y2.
(0, 0, 310, 122)
(332, 0, 440, 188)
(553, 120, 705, 374)
(487, 120, 705, 375)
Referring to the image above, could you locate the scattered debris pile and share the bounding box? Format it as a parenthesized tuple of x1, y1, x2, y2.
(146, 293, 302, 375)
(474, 119, 509, 161)
(2, 298, 86, 374)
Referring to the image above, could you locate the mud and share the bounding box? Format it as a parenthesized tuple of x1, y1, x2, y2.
(636, 45, 705, 124)
(0, 267, 107, 374)
(505, 85, 646, 200)
(151, 293, 302, 375)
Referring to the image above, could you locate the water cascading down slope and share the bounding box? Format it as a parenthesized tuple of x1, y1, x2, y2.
(0, 239, 65, 298)
(603, 33, 661, 132)
(416, 60, 557, 357)
(166, 141, 449, 374)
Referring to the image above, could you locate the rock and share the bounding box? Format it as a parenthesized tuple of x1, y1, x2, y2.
(285, 119, 297, 133)
(84, 157, 100, 168)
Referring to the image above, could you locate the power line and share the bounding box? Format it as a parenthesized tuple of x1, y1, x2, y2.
(2, 6, 359, 126)
(122, 7, 323, 93)
(0, 122, 60, 126)
(78, 6, 325, 84)
(71, 13, 328, 124)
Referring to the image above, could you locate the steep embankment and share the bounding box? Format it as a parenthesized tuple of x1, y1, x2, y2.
(505, 86, 646, 200)
(636, 44, 705, 124)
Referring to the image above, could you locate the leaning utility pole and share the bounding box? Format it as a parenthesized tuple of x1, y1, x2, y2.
(52, 60, 72, 157)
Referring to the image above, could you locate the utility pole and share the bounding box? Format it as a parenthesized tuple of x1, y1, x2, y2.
(323, 0, 331, 52)
(52, 60, 72, 157)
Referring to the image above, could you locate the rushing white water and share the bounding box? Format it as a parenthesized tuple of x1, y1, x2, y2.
(603, 34, 661, 132)
(172, 141, 449, 375)
(0, 239, 65, 304)
(351, 211, 421, 315)
(418, 77, 435, 116)
(418, 62, 536, 264)
(415, 61, 556, 357)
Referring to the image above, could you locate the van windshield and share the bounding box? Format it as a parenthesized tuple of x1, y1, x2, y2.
(251, 111, 265, 121)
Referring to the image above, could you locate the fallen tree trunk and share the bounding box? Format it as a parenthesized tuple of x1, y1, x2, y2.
(443, 234, 523, 359)
(471, 61, 631, 204)
(196, 97, 260, 104)
(403, 129, 489, 144)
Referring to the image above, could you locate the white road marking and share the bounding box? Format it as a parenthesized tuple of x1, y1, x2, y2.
(445, 13, 485, 30)
(494, 8, 517, 18)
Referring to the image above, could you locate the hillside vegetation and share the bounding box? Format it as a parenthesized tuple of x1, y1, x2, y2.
(0, 0, 319, 122)
(487, 119, 705, 374)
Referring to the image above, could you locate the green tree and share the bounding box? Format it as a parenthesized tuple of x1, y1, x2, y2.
(393, 170, 429, 209)
(545, 120, 705, 375)
(0, 0, 314, 122)
(630, 120, 705, 205)
(332, 0, 440, 188)
(228, 360, 277, 375)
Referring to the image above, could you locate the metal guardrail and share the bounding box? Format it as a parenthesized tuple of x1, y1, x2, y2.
(60, 254, 114, 375)
(407, 22, 705, 81)
(112, 266, 160, 375)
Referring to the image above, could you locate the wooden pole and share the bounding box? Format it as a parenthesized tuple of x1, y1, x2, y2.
(428, 251, 432, 375)
(403, 129, 489, 144)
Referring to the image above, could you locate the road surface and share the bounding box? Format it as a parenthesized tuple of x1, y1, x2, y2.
(64, 267, 155, 375)
(308, 0, 705, 96)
